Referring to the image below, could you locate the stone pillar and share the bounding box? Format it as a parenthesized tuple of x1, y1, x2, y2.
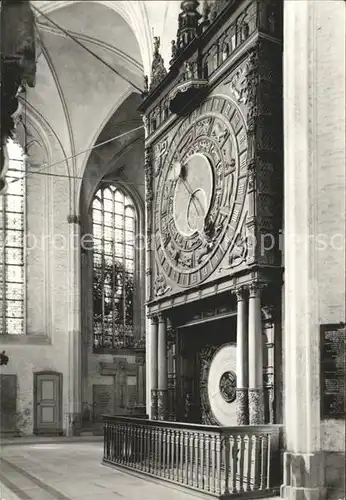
(149, 315, 158, 419)
(235, 287, 249, 425)
(67, 215, 82, 435)
(280, 2, 337, 499)
(248, 282, 264, 424)
(157, 313, 168, 420)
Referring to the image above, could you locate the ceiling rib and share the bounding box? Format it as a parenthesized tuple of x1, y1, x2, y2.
(36, 21, 143, 74)
(32, 5, 143, 93)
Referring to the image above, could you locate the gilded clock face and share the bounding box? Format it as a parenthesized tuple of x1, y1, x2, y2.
(155, 95, 248, 288)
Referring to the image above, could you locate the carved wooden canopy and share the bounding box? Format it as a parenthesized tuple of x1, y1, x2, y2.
(0, 0, 37, 193)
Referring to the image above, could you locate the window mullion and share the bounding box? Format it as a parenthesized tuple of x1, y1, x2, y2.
(1, 195, 6, 335)
(122, 198, 126, 340)
(1, 140, 25, 336)
(23, 154, 27, 336)
(112, 190, 116, 348)
(101, 192, 105, 347)
(92, 186, 136, 351)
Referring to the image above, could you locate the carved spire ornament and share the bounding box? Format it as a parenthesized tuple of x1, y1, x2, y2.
(175, 1, 201, 55)
(149, 36, 167, 92)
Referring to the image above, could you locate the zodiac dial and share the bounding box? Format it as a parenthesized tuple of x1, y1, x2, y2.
(155, 96, 248, 288)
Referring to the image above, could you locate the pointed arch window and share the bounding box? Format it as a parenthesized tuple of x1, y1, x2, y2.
(0, 140, 25, 335)
(92, 185, 136, 349)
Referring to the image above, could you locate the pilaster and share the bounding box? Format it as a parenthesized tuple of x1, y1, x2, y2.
(67, 214, 82, 435)
(135, 352, 146, 410)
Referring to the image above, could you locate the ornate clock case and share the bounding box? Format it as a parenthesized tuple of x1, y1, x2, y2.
(141, 0, 283, 425)
(141, 0, 283, 305)
(155, 95, 248, 289)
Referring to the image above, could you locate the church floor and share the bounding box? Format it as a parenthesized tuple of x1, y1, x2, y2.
(0, 440, 208, 500)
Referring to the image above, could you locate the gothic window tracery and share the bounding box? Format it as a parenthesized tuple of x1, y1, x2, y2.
(0, 140, 25, 335)
(92, 185, 136, 349)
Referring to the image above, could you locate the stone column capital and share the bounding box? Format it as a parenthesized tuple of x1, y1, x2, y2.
(147, 313, 158, 323)
(67, 214, 81, 225)
(157, 313, 166, 324)
(135, 355, 145, 366)
(248, 282, 266, 299)
(234, 286, 246, 301)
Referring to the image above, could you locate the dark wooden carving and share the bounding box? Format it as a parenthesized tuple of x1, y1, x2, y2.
(141, 0, 283, 307)
(200, 344, 219, 425)
(149, 36, 167, 92)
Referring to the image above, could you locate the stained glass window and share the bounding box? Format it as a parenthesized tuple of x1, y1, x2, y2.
(92, 185, 136, 349)
(0, 140, 25, 335)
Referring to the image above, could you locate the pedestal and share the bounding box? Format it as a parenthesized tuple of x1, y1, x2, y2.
(236, 388, 248, 425)
(280, 452, 326, 500)
(135, 352, 146, 408)
(157, 390, 168, 420)
(151, 389, 158, 420)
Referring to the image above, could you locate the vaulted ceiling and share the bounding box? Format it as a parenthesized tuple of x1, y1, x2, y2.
(25, 1, 181, 184)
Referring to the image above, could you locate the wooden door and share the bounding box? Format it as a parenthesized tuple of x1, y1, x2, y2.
(34, 372, 62, 435)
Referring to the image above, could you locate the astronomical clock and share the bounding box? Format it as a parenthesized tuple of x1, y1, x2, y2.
(140, 0, 283, 426)
(154, 95, 248, 290)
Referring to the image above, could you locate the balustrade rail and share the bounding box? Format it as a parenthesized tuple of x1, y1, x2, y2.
(103, 416, 282, 498)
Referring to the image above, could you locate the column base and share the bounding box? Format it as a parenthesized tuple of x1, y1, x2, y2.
(157, 389, 168, 420)
(236, 388, 249, 425)
(248, 388, 264, 424)
(151, 389, 158, 420)
(281, 452, 326, 500)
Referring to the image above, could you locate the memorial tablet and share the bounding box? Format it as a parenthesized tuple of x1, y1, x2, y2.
(320, 323, 345, 418)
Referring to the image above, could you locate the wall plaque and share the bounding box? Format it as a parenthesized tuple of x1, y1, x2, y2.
(320, 323, 345, 418)
(93, 385, 114, 420)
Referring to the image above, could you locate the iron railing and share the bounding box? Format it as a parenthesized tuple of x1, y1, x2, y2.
(103, 415, 282, 499)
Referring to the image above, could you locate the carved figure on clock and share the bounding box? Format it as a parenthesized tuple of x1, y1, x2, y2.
(155, 96, 248, 288)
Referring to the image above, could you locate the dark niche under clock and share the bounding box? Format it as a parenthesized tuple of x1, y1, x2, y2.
(320, 323, 345, 419)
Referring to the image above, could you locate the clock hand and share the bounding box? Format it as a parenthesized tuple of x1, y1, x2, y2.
(179, 177, 205, 220)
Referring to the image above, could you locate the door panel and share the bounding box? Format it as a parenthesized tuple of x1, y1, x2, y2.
(34, 372, 62, 435)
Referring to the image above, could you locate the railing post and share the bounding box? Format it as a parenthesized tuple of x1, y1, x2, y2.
(215, 433, 222, 495)
(206, 433, 211, 492)
(223, 433, 230, 496)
